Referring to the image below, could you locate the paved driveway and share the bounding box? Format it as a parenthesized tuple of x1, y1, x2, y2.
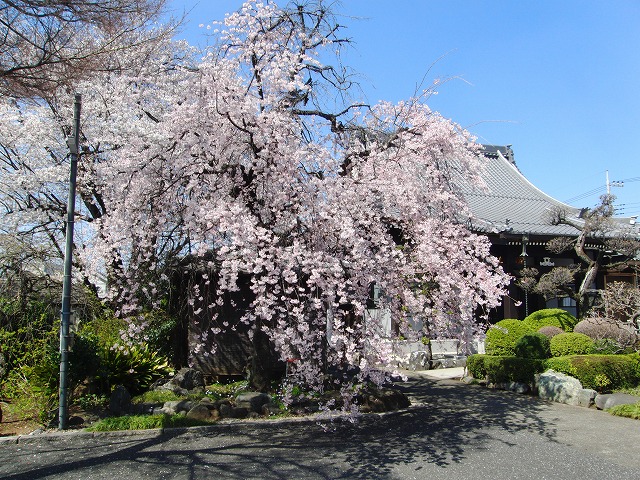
(1, 376, 639, 479)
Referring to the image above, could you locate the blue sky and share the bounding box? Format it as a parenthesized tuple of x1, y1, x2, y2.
(168, 0, 640, 217)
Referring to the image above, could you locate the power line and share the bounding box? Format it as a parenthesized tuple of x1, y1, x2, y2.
(563, 185, 607, 204)
(563, 174, 638, 205)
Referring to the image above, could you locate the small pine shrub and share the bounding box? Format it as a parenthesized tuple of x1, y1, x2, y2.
(514, 332, 551, 359)
(538, 325, 564, 339)
(485, 319, 535, 356)
(523, 308, 578, 332)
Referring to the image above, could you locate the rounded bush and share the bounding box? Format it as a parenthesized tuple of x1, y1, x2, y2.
(550, 332, 595, 357)
(514, 332, 551, 359)
(538, 325, 564, 339)
(523, 308, 578, 332)
(573, 317, 638, 349)
(485, 319, 535, 356)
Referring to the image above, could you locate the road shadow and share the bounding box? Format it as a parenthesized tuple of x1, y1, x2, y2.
(0, 376, 558, 479)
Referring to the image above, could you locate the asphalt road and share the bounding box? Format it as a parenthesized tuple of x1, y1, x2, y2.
(1, 376, 639, 480)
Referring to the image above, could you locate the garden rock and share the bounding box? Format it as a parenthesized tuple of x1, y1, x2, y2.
(358, 388, 410, 413)
(235, 392, 272, 413)
(378, 388, 411, 410)
(162, 400, 195, 415)
(230, 406, 249, 418)
(595, 393, 640, 410)
(576, 388, 597, 408)
(156, 368, 205, 395)
(131, 402, 161, 415)
(186, 403, 213, 421)
(218, 403, 232, 418)
(536, 370, 586, 406)
(109, 385, 131, 415)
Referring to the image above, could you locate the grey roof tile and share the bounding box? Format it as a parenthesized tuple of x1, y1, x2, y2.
(462, 148, 586, 236)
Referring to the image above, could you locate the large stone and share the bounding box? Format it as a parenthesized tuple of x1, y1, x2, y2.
(218, 403, 232, 418)
(535, 370, 584, 406)
(575, 388, 597, 408)
(235, 392, 272, 413)
(109, 385, 131, 415)
(186, 403, 213, 421)
(171, 368, 205, 390)
(163, 400, 195, 414)
(595, 393, 640, 410)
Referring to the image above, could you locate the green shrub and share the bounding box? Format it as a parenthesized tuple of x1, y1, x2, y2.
(75, 393, 109, 411)
(101, 344, 173, 395)
(545, 354, 640, 392)
(142, 309, 179, 364)
(514, 332, 551, 359)
(523, 308, 578, 332)
(467, 354, 546, 384)
(550, 332, 595, 357)
(485, 319, 535, 356)
(0, 298, 58, 379)
(79, 315, 127, 349)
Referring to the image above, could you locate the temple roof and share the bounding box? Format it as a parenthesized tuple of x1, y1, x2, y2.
(461, 145, 632, 238)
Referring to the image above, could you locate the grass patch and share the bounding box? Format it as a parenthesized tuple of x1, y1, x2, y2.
(86, 413, 215, 432)
(205, 380, 249, 398)
(132, 390, 184, 404)
(608, 402, 640, 420)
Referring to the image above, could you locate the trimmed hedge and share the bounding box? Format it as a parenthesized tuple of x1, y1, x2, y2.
(545, 354, 640, 392)
(550, 332, 595, 357)
(467, 354, 547, 384)
(523, 308, 578, 332)
(514, 332, 551, 359)
(485, 319, 535, 356)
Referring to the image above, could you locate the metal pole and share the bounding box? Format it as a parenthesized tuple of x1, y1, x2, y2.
(59, 93, 81, 430)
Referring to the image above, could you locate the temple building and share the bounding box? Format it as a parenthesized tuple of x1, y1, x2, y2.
(464, 145, 639, 320)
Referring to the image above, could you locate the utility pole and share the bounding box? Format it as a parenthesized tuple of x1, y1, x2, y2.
(59, 94, 81, 430)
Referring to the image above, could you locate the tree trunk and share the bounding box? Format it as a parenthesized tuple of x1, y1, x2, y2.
(577, 261, 598, 318)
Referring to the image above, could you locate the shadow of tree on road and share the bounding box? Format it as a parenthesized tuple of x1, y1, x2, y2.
(0, 377, 559, 479)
